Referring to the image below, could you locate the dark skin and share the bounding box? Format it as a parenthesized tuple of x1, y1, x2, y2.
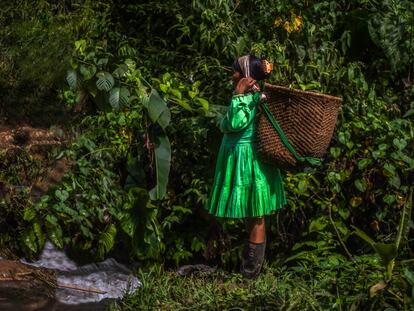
(232, 70, 266, 244)
(232, 71, 261, 94)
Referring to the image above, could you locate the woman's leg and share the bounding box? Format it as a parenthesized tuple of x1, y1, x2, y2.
(240, 216, 266, 278)
(246, 216, 266, 243)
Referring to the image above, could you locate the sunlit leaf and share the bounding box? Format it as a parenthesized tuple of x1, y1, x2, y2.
(196, 98, 209, 111)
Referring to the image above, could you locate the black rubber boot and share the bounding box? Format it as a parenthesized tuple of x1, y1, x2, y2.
(240, 239, 266, 279)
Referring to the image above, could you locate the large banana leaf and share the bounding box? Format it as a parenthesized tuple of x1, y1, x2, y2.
(149, 128, 171, 201)
(141, 83, 172, 200)
(143, 88, 171, 129)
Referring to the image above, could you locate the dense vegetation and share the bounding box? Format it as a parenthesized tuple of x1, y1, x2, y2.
(1, 0, 414, 309)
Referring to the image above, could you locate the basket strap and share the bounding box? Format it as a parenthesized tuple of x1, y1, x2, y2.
(259, 101, 322, 167)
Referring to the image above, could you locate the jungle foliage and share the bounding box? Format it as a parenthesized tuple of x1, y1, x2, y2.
(1, 0, 414, 309)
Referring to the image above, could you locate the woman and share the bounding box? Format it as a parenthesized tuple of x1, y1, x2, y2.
(205, 54, 287, 278)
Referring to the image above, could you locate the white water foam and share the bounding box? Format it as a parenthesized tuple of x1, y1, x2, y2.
(21, 241, 141, 305)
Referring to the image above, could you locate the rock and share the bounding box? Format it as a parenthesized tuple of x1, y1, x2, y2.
(177, 264, 217, 276)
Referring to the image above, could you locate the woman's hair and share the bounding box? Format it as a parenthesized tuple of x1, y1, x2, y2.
(232, 55, 267, 81)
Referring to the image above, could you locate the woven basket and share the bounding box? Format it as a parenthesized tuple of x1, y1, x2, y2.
(255, 83, 342, 171)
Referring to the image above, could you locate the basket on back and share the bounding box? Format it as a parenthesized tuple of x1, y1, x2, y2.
(255, 83, 342, 171)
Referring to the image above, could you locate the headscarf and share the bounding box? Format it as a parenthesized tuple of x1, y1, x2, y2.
(232, 55, 270, 81)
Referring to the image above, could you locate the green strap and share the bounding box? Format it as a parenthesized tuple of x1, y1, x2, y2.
(259, 101, 321, 167)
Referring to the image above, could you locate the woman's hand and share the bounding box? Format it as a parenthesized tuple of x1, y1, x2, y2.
(234, 77, 259, 94)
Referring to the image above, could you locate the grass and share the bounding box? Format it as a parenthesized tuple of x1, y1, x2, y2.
(109, 255, 401, 311)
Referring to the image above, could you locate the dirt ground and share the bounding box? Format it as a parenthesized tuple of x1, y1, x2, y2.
(0, 125, 71, 199)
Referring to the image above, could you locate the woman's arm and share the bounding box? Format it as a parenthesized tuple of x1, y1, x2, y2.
(220, 93, 258, 133)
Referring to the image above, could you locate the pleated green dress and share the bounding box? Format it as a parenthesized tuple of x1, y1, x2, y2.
(205, 92, 287, 218)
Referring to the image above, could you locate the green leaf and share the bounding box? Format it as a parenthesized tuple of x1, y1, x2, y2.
(125, 59, 136, 70)
(79, 64, 96, 80)
(309, 216, 328, 232)
(158, 109, 171, 129)
(383, 194, 395, 205)
(23, 229, 38, 253)
(372, 150, 383, 159)
(160, 84, 168, 93)
(112, 64, 128, 78)
(351, 225, 398, 280)
(23, 208, 36, 221)
(172, 205, 192, 214)
(351, 225, 375, 247)
(298, 179, 308, 194)
(403, 267, 414, 286)
(33, 222, 45, 251)
(393, 138, 407, 150)
(162, 72, 171, 83)
(99, 224, 117, 255)
(97, 58, 109, 67)
(395, 187, 413, 250)
(49, 226, 63, 249)
(196, 98, 209, 111)
(403, 108, 414, 118)
(80, 225, 92, 239)
(338, 207, 350, 219)
(96, 71, 115, 91)
(378, 144, 388, 151)
(354, 179, 367, 192)
(109, 87, 130, 110)
(358, 158, 372, 170)
(175, 99, 193, 111)
(330, 147, 341, 159)
(191, 237, 205, 252)
(55, 189, 69, 202)
(45, 214, 58, 226)
(338, 132, 347, 144)
(383, 162, 396, 175)
(124, 157, 146, 190)
(171, 89, 182, 99)
(74, 39, 86, 52)
(388, 174, 401, 189)
(149, 130, 171, 200)
(373, 243, 397, 279)
(188, 91, 197, 99)
(66, 70, 78, 90)
(145, 89, 171, 129)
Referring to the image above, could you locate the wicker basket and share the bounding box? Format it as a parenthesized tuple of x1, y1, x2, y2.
(255, 83, 342, 171)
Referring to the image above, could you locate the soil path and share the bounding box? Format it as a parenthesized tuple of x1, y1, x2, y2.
(0, 125, 72, 199)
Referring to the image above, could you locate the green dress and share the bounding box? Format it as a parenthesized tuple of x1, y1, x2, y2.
(205, 92, 287, 218)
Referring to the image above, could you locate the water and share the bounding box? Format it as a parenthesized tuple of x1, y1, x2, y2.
(1, 241, 141, 310)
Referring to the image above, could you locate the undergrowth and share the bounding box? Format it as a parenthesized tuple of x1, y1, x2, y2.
(110, 255, 413, 310)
